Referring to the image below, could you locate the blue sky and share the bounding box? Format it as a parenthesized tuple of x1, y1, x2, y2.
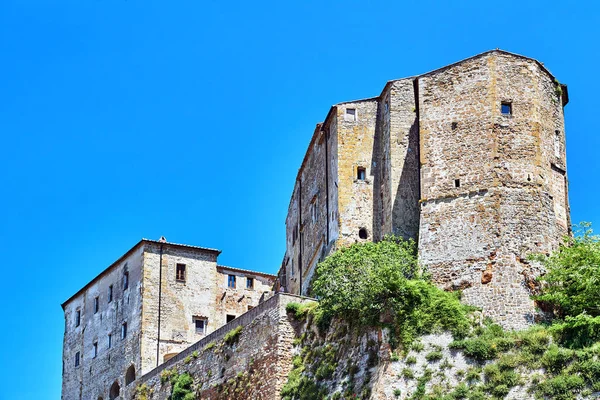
(1, 0, 599, 398)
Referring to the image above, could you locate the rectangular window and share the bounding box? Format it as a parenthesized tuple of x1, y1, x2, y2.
(226, 314, 236, 323)
(93, 342, 98, 358)
(454, 179, 461, 188)
(75, 351, 80, 367)
(228, 274, 236, 289)
(123, 271, 129, 290)
(193, 317, 207, 334)
(108, 285, 113, 303)
(357, 167, 366, 181)
(501, 102, 512, 115)
(554, 130, 561, 158)
(121, 322, 127, 340)
(108, 334, 112, 349)
(345, 108, 356, 122)
(246, 277, 254, 289)
(75, 310, 81, 327)
(176, 264, 186, 282)
(310, 196, 318, 223)
(94, 297, 99, 314)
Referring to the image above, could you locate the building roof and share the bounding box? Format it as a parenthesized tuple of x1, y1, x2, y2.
(217, 265, 277, 279)
(61, 238, 222, 309)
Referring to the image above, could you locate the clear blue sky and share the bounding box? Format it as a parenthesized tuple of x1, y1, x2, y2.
(0, 0, 598, 398)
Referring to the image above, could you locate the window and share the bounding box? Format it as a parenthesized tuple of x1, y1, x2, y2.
(75, 351, 80, 367)
(451, 122, 458, 130)
(94, 297, 99, 314)
(109, 382, 120, 400)
(226, 314, 236, 323)
(310, 196, 318, 223)
(455, 179, 461, 188)
(501, 102, 512, 115)
(193, 317, 207, 334)
(93, 342, 98, 358)
(108, 285, 113, 303)
(176, 264, 186, 282)
(357, 167, 366, 181)
(108, 334, 112, 349)
(123, 271, 129, 290)
(228, 275, 236, 289)
(345, 108, 356, 122)
(555, 130, 561, 158)
(359, 228, 368, 240)
(75, 310, 81, 327)
(121, 322, 127, 340)
(125, 365, 136, 386)
(246, 277, 254, 289)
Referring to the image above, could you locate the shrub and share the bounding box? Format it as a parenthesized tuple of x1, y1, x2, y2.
(203, 341, 215, 351)
(425, 350, 443, 362)
(533, 223, 600, 319)
(393, 388, 402, 397)
(223, 326, 243, 345)
(536, 373, 585, 399)
(550, 314, 600, 348)
(171, 372, 195, 400)
(405, 355, 417, 364)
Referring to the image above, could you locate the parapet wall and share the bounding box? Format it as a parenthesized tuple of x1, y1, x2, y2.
(130, 293, 313, 400)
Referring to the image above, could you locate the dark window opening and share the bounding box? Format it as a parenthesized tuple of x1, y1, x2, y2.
(451, 122, 458, 130)
(94, 297, 99, 314)
(121, 322, 127, 340)
(93, 342, 98, 358)
(194, 318, 206, 334)
(123, 271, 129, 290)
(108, 334, 112, 349)
(226, 314, 236, 323)
(75, 351, 80, 367)
(176, 264, 186, 282)
(228, 275, 236, 289)
(108, 285, 113, 303)
(501, 102, 512, 115)
(359, 228, 368, 239)
(345, 108, 356, 121)
(357, 167, 366, 181)
(455, 179, 460, 188)
(109, 381, 120, 400)
(75, 310, 81, 327)
(246, 277, 254, 289)
(527, 174, 532, 182)
(125, 365, 136, 386)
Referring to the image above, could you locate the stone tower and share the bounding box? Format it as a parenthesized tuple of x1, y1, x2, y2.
(278, 50, 570, 329)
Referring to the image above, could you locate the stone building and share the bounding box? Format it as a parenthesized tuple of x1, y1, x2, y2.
(277, 50, 570, 329)
(61, 237, 274, 400)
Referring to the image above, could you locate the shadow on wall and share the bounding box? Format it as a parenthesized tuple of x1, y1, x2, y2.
(391, 115, 420, 241)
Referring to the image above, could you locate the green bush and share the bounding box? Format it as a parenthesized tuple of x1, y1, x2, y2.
(533, 223, 600, 319)
(536, 373, 585, 399)
(223, 325, 243, 345)
(171, 372, 194, 400)
(311, 236, 474, 348)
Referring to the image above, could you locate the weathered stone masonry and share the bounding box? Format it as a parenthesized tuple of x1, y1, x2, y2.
(278, 50, 570, 330)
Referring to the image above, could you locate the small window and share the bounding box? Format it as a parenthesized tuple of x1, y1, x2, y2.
(108, 334, 112, 349)
(359, 228, 368, 239)
(310, 197, 318, 223)
(93, 342, 98, 358)
(226, 314, 236, 323)
(501, 102, 512, 115)
(108, 285, 113, 303)
(554, 130, 561, 158)
(75, 351, 80, 367)
(75, 310, 81, 327)
(228, 275, 236, 289)
(123, 271, 129, 290)
(121, 322, 127, 340)
(451, 122, 458, 130)
(455, 179, 460, 188)
(94, 297, 99, 314)
(345, 108, 356, 122)
(246, 277, 254, 289)
(357, 167, 366, 181)
(176, 264, 186, 282)
(194, 317, 207, 334)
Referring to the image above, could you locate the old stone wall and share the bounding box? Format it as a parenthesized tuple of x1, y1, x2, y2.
(62, 245, 144, 400)
(133, 294, 313, 400)
(417, 52, 569, 328)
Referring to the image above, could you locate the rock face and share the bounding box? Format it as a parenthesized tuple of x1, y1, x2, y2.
(277, 50, 570, 330)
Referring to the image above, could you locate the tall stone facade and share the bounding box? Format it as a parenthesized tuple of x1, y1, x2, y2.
(277, 50, 570, 329)
(61, 238, 275, 400)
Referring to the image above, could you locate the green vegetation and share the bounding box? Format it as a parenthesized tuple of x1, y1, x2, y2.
(311, 236, 474, 349)
(281, 227, 600, 399)
(171, 372, 195, 400)
(223, 325, 243, 345)
(134, 383, 151, 400)
(203, 341, 215, 351)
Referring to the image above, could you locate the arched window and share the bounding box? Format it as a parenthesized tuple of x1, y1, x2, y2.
(125, 365, 136, 386)
(109, 381, 120, 400)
